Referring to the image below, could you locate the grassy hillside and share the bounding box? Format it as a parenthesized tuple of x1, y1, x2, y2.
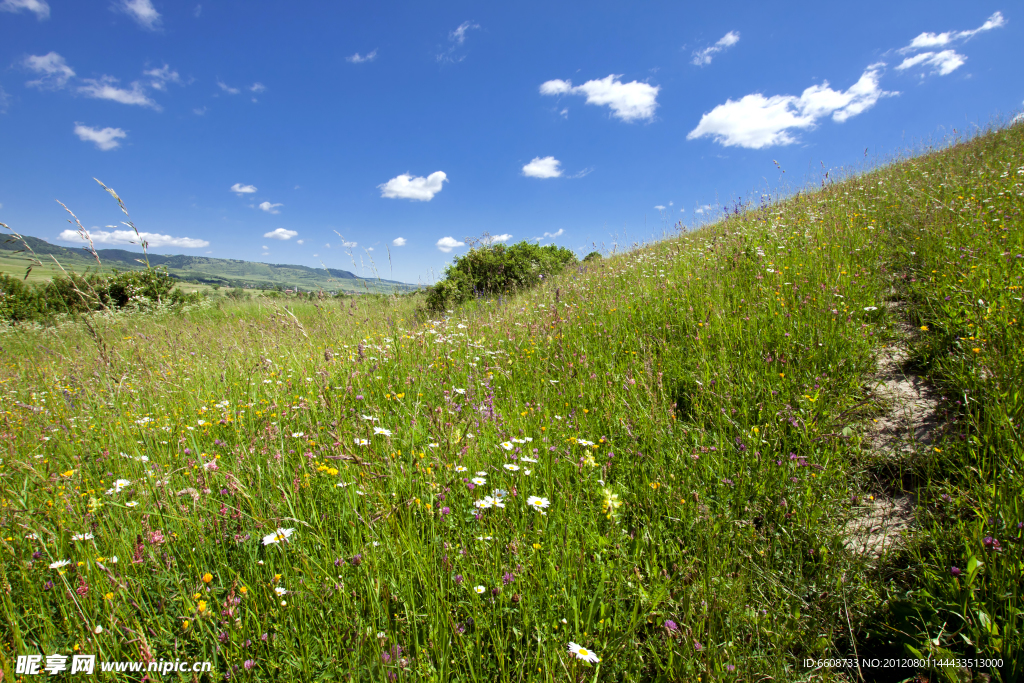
(0, 123, 1021, 681)
(0, 234, 417, 294)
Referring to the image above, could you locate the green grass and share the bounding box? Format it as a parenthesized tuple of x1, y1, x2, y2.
(1, 123, 1021, 682)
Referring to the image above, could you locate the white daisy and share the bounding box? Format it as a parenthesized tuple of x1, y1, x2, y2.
(354, 438, 369, 446)
(474, 498, 493, 510)
(527, 496, 550, 510)
(125, 501, 139, 508)
(49, 560, 71, 569)
(373, 427, 392, 437)
(455, 466, 468, 472)
(453, 387, 465, 395)
(503, 463, 520, 472)
(471, 477, 486, 485)
(567, 642, 600, 663)
(262, 528, 295, 546)
(475, 471, 487, 476)
(499, 442, 514, 451)
(521, 457, 537, 463)
(274, 586, 287, 596)
(71, 533, 95, 541)
(291, 432, 305, 438)
(474, 585, 486, 594)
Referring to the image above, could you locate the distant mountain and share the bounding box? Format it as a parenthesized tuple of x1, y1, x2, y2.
(0, 234, 417, 293)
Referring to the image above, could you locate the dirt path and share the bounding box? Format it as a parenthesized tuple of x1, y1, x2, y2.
(844, 311, 939, 558)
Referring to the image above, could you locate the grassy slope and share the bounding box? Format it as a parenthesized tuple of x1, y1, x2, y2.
(0, 124, 1020, 681)
(0, 235, 416, 294)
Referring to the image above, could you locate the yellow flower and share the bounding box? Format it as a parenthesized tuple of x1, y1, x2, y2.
(240, 586, 248, 594)
(202, 572, 213, 583)
(182, 620, 190, 631)
(920, 325, 928, 331)
(104, 592, 114, 601)
(972, 348, 980, 353)
(197, 600, 207, 613)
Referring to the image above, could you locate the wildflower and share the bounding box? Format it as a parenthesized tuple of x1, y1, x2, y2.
(503, 463, 520, 472)
(373, 427, 392, 437)
(474, 585, 486, 594)
(105, 478, 131, 495)
(454, 574, 464, 585)
(455, 466, 468, 472)
(664, 619, 678, 632)
(500, 442, 514, 451)
(354, 438, 369, 446)
(471, 477, 486, 485)
(951, 566, 962, 577)
(920, 325, 928, 331)
(197, 600, 208, 613)
(71, 533, 95, 541)
(475, 471, 487, 476)
(275, 586, 287, 596)
(262, 528, 295, 546)
(527, 496, 550, 511)
(49, 560, 71, 570)
(454, 387, 466, 395)
(202, 572, 213, 584)
(474, 497, 495, 510)
(428, 442, 439, 448)
(125, 501, 139, 508)
(522, 457, 537, 463)
(577, 439, 595, 447)
(567, 642, 600, 663)
(360, 414, 377, 421)
(864, 306, 878, 311)
(94, 625, 103, 635)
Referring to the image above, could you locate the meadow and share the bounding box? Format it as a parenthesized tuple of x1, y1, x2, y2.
(0, 122, 1021, 681)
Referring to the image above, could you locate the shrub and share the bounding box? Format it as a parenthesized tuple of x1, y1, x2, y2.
(426, 241, 577, 311)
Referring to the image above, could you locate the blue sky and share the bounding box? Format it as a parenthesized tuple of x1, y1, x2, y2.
(1, 1, 1021, 285)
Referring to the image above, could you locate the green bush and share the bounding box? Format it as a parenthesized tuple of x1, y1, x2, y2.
(425, 241, 577, 311)
(0, 268, 199, 323)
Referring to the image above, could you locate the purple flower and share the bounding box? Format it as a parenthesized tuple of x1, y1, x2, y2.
(950, 566, 962, 577)
(983, 536, 1002, 551)
(694, 640, 703, 651)
(726, 664, 736, 672)
(244, 660, 255, 671)
(502, 572, 515, 586)
(441, 506, 451, 516)
(350, 554, 362, 566)
(453, 574, 464, 585)
(664, 619, 678, 632)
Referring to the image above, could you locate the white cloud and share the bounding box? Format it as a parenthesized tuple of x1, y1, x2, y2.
(490, 234, 512, 243)
(24, 52, 74, 89)
(1, 0, 49, 19)
(540, 74, 659, 122)
(366, 247, 374, 251)
(695, 204, 713, 214)
(217, 80, 240, 95)
(58, 228, 208, 248)
(543, 229, 564, 239)
(193, 4, 201, 17)
(896, 50, 966, 76)
(392, 237, 406, 246)
(74, 123, 127, 151)
(250, 82, 266, 93)
(193, 106, 206, 115)
(899, 12, 1006, 53)
(144, 64, 180, 90)
(116, 0, 161, 30)
(438, 21, 480, 63)
(347, 50, 377, 64)
(296, 239, 304, 245)
(654, 205, 666, 211)
(692, 30, 740, 66)
(341, 240, 357, 248)
(436, 236, 465, 253)
(687, 63, 895, 148)
(522, 156, 563, 179)
(231, 183, 257, 195)
(264, 228, 297, 240)
(450, 21, 479, 44)
(379, 171, 447, 201)
(78, 76, 160, 109)
(258, 201, 283, 214)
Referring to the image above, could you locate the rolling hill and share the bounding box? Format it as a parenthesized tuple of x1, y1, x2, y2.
(0, 233, 418, 294)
